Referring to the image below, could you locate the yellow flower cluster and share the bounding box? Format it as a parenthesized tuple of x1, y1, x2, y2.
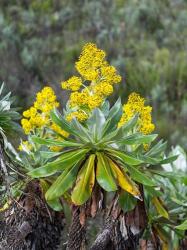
(66, 110, 88, 122)
(18, 140, 32, 152)
(21, 87, 59, 134)
(93, 82, 113, 97)
(69, 90, 103, 110)
(118, 92, 155, 135)
(61, 76, 82, 91)
(34, 87, 59, 112)
(50, 123, 69, 138)
(62, 43, 121, 122)
(75, 43, 106, 81)
(50, 145, 63, 152)
(69, 90, 89, 108)
(21, 86, 70, 153)
(100, 64, 121, 84)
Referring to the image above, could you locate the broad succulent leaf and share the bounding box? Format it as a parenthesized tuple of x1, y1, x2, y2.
(51, 108, 79, 136)
(45, 162, 80, 200)
(107, 149, 143, 165)
(29, 101, 177, 207)
(126, 164, 156, 186)
(32, 136, 83, 147)
(96, 152, 117, 192)
(29, 149, 88, 177)
(108, 157, 141, 199)
(71, 154, 95, 205)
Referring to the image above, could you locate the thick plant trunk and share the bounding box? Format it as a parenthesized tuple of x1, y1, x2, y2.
(90, 218, 115, 250)
(0, 181, 64, 250)
(66, 206, 86, 250)
(91, 192, 148, 250)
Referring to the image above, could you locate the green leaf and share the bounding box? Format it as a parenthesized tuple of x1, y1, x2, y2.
(71, 118, 92, 142)
(171, 197, 187, 207)
(50, 108, 79, 136)
(100, 100, 110, 117)
(146, 140, 167, 157)
(87, 109, 106, 141)
(102, 115, 139, 143)
(40, 151, 62, 159)
(107, 149, 143, 165)
(107, 98, 122, 121)
(32, 136, 82, 147)
(138, 155, 161, 165)
(150, 169, 184, 180)
(119, 191, 137, 213)
(28, 149, 88, 177)
(102, 98, 122, 136)
(118, 134, 157, 145)
(126, 165, 156, 186)
(47, 199, 63, 211)
(152, 197, 169, 219)
(71, 154, 95, 205)
(45, 162, 80, 200)
(108, 157, 141, 199)
(96, 152, 117, 192)
(101, 126, 122, 143)
(40, 179, 63, 211)
(122, 114, 139, 134)
(160, 155, 178, 164)
(175, 220, 187, 230)
(144, 186, 162, 198)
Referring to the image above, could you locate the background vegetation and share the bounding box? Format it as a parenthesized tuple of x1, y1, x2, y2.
(0, 0, 187, 150)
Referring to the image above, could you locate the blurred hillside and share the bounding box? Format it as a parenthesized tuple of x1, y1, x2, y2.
(0, 0, 187, 149)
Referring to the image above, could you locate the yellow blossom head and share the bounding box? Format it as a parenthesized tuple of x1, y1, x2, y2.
(119, 92, 155, 135)
(50, 123, 69, 138)
(66, 110, 88, 122)
(61, 76, 82, 91)
(21, 86, 60, 134)
(18, 140, 33, 152)
(62, 43, 122, 122)
(75, 43, 106, 81)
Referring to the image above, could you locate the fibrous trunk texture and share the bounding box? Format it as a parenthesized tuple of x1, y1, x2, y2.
(66, 206, 86, 250)
(0, 181, 64, 250)
(91, 198, 148, 250)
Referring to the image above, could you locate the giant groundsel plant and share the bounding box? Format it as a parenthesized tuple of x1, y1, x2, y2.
(28, 99, 176, 209)
(14, 43, 187, 249)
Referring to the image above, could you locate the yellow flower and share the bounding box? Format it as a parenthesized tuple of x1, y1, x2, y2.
(93, 82, 113, 96)
(50, 123, 69, 138)
(66, 110, 88, 122)
(100, 64, 121, 85)
(69, 91, 89, 108)
(34, 87, 59, 112)
(61, 76, 82, 91)
(30, 114, 48, 127)
(119, 92, 155, 135)
(50, 145, 63, 152)
(23, 107, 37, 118)
(18, 140, 32, 151)
(21, 119, 32, 134)
(21, 86, 60, 134)
(87, 94, 103, 109)
(75, 43, 106, 81)
(59, 43, 122, 123)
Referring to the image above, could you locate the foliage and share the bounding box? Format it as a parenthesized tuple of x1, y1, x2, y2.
(0, 1, 187, 243)
(0, 83, 23, 212)
(0, 83, 20, 138)
(0, 0, 186, 150)
(6, 43, 184, 248)
(28, 103, 174, 206)
(146, 146, 187, 248)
